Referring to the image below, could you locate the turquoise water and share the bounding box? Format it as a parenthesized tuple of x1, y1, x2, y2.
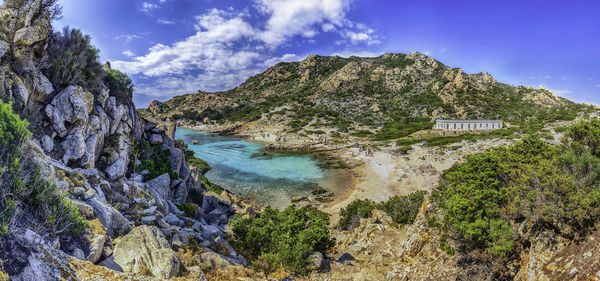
(175, 127, 326, 207)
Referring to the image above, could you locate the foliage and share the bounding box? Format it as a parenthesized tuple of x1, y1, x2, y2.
(374, 116, 434, 140)
(337, 190, 427, 230)
(40, 27, 105, 93)
(174, 139, 211, 172)
(103, 68, 133, 105)
(176, 203, 200, 218)
(433, 132, 600, 256)
(201, 176, 222, 195)
(230, 205, 335, 275)
(134, 139, 178, 181)
(0, 101, 85, 237)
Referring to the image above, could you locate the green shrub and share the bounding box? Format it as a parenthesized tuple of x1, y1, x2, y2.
(337, 190, 427, 230)
(176, 203, 200, 218)
(0, 101, 85, 237)
(104, 68, 133, 105)
(434, 132, 600, 257)
(135, 139, 178, 181)
(40, 27, 105, 93)
(201, 176, 222, 195)
(230, 206, 335, 275)
(174, 139, 211, 172)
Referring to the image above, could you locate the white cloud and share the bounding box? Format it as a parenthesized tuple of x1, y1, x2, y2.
(113, 9, 258, 77)
(140, 2, 159, 13)
(115, 34, 142, 42)
(122, 50, 135, 57)
(549, 88, 573, 96)
(157, 18, 175, 25)
(263, 53, 304, 66)
(596, 84, 600, 88)
(255, 0, 353, 46)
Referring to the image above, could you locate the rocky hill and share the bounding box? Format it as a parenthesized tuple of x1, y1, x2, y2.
(0, 1, 250, 280)
(143, 52, 587, 140)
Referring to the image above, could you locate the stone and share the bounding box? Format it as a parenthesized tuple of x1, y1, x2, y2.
(84, 188, 96, 200)
(198, 252, 237, 271)
(61, 127, 87, 164)
(173, 180, 188, 204)
(371, 209, 393, 225)
(98, 256, 124, 272)
(141, 215, 157, 225)
(140, 206, 157, 216)
(71, 200, 94, 219)
(113, 225, 181, 279)
(45, 86, 93, 138)
(146, 173, 171, 200)
(0, 39, 8, 58)
(164, 214, 182, 226)
(12, 81, 29, 109)
(106, 156, 127, 180)
(150, 134, 163, 145)
(14, 22, 48, 46)
(30, 70, 54, 103)
(72, 248, 85, 260)
(87, 198, 132, 237)
(41, 135, 54, 153)
(86, 234, 106, 264)
(306, 251, 324, 271)
(73, 186, 85, 196)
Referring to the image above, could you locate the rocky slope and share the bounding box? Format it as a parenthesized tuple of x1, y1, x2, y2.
(0, 1, 249, 280)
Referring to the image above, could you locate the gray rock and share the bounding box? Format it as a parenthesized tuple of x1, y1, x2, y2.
(71, 200, 94, 219)
(0, 39, 8, 58)
(106, 156, 127, 180)
(14, 21, 48, 45)
(198, 252, 237, 271)
(84, 188, 96, 199)
(30, 70, 54, 103)
(306, 251, 324, 271)
(72, 248, 85, 260)
(61, 126, 87, 164)
(146, 173, 171, 200)
(141, 215, 157, 225)
(88, 198, 132, 237)
(192, 221, 203, 232)
(12, 81, 29, 109)
(113, 225, 181, 279)
(173, 180, 188, 204)
(86, 234, 106, 264)
(150, 134, 163, 145)
(164, 214, 182, 226)
(45, 86, 93, 138)
(98, 255, 124, 272)
(201, 224, 222, 241)
(140, 206, 157, 216)
(41, 135, 54, 153)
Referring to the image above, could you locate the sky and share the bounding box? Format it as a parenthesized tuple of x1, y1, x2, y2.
(36, 0, 600, 107)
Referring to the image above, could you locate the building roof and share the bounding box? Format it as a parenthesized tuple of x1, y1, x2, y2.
(436, 119, 502, 123)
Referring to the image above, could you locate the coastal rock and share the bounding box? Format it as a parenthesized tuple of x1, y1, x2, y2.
(61, 126, 87, 164)
(146, 173, 171, 200)
(150, 134, 163, 145)
(86, 234, 106, 264)
(105, 156, 127, 180)
(87, 198, 132, 237)
(45, 86, 93, 138)
(29, 70, 54, 103)
(113, 225, 181, 279)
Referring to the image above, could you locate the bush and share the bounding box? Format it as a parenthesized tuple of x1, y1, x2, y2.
(0, 101, 85, 237)
(174, 139, 211, 172)
(230, 206, 335, 275)
(337, 190, 427, 230)
(434, 132, 600, 256)
(134, 139, 178, 181)
(201, 176, 221, 195)
(40, 27, 105, 93)
(104, 68, 133, 105)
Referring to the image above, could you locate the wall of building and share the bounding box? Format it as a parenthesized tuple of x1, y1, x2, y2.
(435, 121, 503, 130)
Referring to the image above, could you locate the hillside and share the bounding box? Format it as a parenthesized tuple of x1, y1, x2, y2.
(142, 52, 588, 140)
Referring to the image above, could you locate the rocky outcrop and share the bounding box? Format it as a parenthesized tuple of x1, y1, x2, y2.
(112, 225, 180, 279)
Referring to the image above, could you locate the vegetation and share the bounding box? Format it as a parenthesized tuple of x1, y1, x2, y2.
(337, 190, 427, 230)
(230, 206, 335, 275)
(175, 139, 211, 172)
(104, 68, 133, 105)
(433, 124, 600, 256)
(134, 139, 178, 181)
(0, 101, 85, 237)
(201, 176, 222, 195)
(40, 27, 105, 93)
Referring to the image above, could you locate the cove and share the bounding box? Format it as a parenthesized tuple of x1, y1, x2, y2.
(175, 127, 330, 207)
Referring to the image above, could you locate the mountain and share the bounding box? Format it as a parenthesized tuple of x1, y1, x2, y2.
(143, 52, 586, 140)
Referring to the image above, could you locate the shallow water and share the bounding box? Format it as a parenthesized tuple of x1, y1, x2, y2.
(175, 127, 330, 207)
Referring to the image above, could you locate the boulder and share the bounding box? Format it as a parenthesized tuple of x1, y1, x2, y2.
(86, 234, 106, 264)
(61, 126, 87, 164)
(29, 70, 54, 103)
(45, 86, 93, 138)
(198, 252, 237, 271)
(97, 256, 124, 272)
(0, 39, 8, 58)
(87, 198, 132, 237)
(149, 134, 163, 145)
(113, 225, 180, 279)
(306, 251, 325, 271)
(146, 173, 171, 200)
(41, 135, 54, 153)
(71, 200, 94, 219)
(12, 81, 29, 109)
(14, 21, 49, 46)
(105, 156, 127, 180)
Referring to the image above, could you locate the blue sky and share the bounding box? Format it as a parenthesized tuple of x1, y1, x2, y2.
(43, 0, 600, 107)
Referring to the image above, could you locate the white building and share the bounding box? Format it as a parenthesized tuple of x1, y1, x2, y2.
(434, 119, 503, 130)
